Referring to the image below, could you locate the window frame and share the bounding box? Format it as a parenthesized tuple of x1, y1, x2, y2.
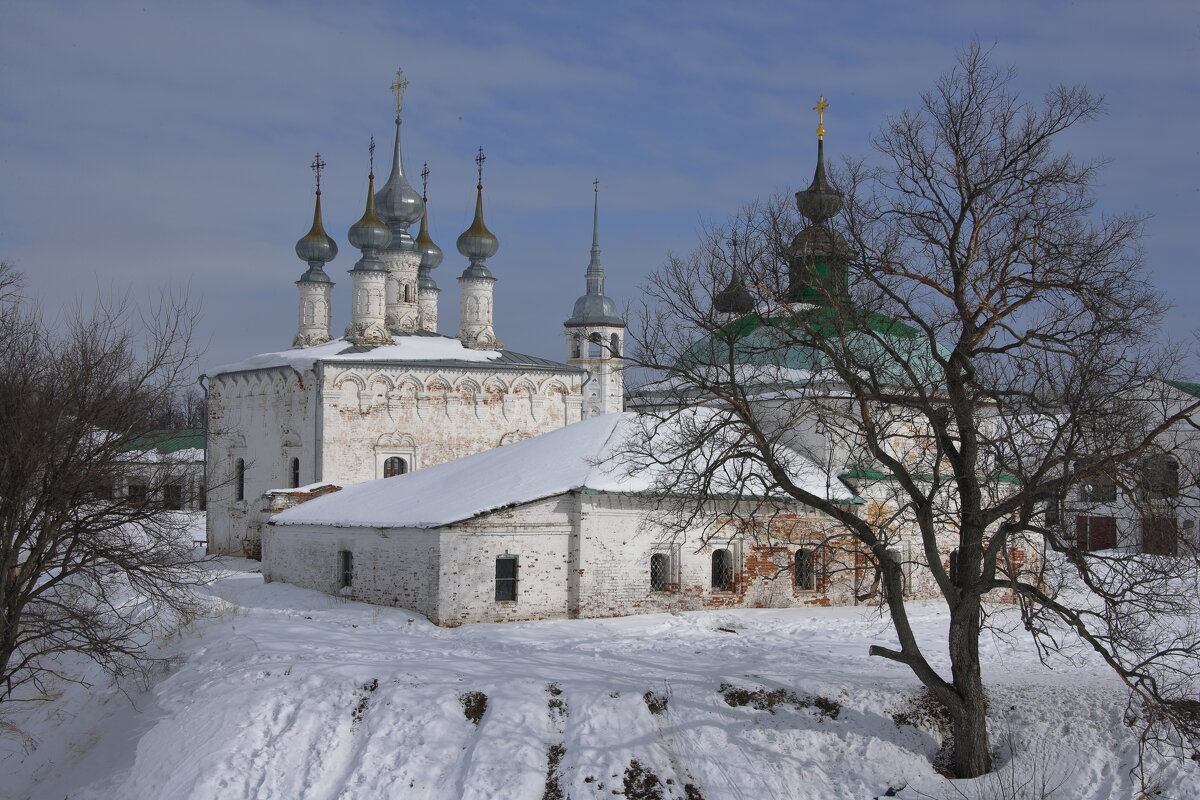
(495, 554, 519, 602)
(383, 456, 408, 478)
(794, 547, 816, 592)
(649, 552, 671, 592)
(711, 548, 735, 592)
(338, 550, 353, 589)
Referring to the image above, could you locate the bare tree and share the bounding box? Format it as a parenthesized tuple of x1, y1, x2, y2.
(0, 264, 210, 701)
(619, 45, 1200, 780)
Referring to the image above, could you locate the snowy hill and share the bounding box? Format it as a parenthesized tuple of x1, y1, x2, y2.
(2, 557, 1196, 800)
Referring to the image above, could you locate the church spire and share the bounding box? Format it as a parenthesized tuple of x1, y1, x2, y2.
(293, 154, 336, 347)
(456, 147, 501, 350)
(567, 179, 622, 326)
(375, 67, 424, 250)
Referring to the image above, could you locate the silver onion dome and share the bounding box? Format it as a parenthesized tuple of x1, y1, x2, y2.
(566, 181, 622, 325)
(415, 206, 443, 272)
(375, 116, 424, 249)
(295, 191, 337, 282)
(348, 173, 391, 269)
(456, 183, 499, 278)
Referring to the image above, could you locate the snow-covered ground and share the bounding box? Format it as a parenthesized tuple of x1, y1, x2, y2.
(2, 555, 1196, 799)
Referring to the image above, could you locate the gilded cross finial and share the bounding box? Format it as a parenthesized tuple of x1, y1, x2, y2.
(310, 152, 326, 195)
(421, 161, 430, 202)
(390, 67, 409, 116)
(813, 95, 829, 140)
(368, 136, 376, 179)
(475, 146, 486, 188)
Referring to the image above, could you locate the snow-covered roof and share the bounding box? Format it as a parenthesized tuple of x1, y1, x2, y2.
(206, 333, 504, 377)
(272, 412, 852, 529)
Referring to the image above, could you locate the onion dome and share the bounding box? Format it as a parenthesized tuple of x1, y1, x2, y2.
(375, 115, 424, 250)
(714, 269, 754, 316)
(348, 172, 391, 270)
(416, 207, 443, 273)
(295, 190, 337, 283)
(795, 138, 843, 223)
(788, 224, 850, 260)
(456, 183, 499, 278)
(567, 181, 622, 326)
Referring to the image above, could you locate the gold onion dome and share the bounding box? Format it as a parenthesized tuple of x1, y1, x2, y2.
(456, 182, 499, 278)
(416, 207, 443, 272)
(295, 191, 337, 282)
(348, 172, 391, 269)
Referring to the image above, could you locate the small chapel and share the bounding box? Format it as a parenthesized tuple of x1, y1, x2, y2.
(204, 72, 625, 558)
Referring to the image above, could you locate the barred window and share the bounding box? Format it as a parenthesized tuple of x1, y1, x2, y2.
(711, 548, 734, 591)
(384, 457, 408, 478)
(650, 553, 670, 592)
(338, 550, 353, 588)
(495, 556, 519, 601)
(794, 548, 815, 591)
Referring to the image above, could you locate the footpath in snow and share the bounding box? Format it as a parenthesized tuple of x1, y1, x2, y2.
(2, 557, 1196, 800)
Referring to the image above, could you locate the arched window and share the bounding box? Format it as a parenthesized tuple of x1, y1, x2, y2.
(650, 553, 670, 592)
(794, 548, 815, 591)
(290, 457, 300, 489)
(384, 457, 408, 477)
(235, 458, 245, 501)
(495, 555, 519, 601)
(711, 548, 734, 591)
(571, 334, 582, 359)
(588, 333, 603, 358)
(610, 333, 620, 357)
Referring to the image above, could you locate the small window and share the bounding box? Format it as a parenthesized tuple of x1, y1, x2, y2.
(794, 548, 815, 591)
(495, 555, 519, 601)
(236, 458, 246, 501)
(290, 457, 301, 489)
(1142, 516, 1178, 556)
(338, 550, 353, 588)
(711, 548, 734, 591)
(1141, 455, 1179, 500)
(128, 484, 148, 502)
(384, 457, 408, 478)
(610, 333, 620, 357)
(163, 484, 183, 510)
(1075, 516, 1117, 551)
(1078, 470, 1116, 502)
(650, 553, 670, 592)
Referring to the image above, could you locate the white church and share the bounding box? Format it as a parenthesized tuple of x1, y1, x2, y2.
(204, 78, 626, 561)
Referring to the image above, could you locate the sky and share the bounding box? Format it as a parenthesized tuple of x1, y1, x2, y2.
(1, 0, 1197, 376)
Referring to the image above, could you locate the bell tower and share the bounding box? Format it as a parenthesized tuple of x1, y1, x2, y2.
(564, 180, 624, 417)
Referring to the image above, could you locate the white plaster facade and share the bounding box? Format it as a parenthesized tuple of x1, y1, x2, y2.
(565, 324, 624, 418)
(206, 349, 585, 558)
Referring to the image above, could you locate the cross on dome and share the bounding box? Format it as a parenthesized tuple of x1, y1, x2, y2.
(310, 153, 326, 194)
(390, 68, 408, 116)
(813, 95, 829, 140)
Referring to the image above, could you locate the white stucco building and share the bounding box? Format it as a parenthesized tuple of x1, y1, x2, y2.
(204, 83, 624, 558)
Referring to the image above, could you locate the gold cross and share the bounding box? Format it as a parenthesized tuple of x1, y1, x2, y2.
(813, 95, 829, 140)
(390, 68, 408, 115)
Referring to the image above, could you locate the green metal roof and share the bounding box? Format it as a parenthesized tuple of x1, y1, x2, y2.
(124, 428, 205, 453)
(1165, 379, 1200, 398)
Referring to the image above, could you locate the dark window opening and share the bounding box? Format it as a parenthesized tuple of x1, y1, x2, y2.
(1141, 455, 1180, 500)
(236, 458, 245, 501)
(610, 333, 621, 357)
(290, 457, 300, 489)
(127, 484, 148, 502)
(588, 333, 603, 358)
(711, 548, 734, 591)
(338, 550, 353, 588)
(495, 555, 519, 601)
(384, 457, 408, 478)
(1078, 470, 1117, 502)
(164, 484, 183, 510)
(571, 334, 582, 359)
(1142, 516, 1178, 556)
(650, 553, 670, 592)
(794, 548, 815, 591)
(1075, 516, 1117, 551)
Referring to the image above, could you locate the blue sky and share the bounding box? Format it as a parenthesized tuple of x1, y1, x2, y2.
(2, 0, 1197, 373)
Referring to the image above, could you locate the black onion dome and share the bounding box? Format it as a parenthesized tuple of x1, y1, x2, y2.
(788, 225, 851, 261)
(714, 272, 754, 315)
(795, 139, 843, 223)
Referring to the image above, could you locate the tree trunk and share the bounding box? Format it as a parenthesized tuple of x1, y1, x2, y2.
(948, 598, 993, 778)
